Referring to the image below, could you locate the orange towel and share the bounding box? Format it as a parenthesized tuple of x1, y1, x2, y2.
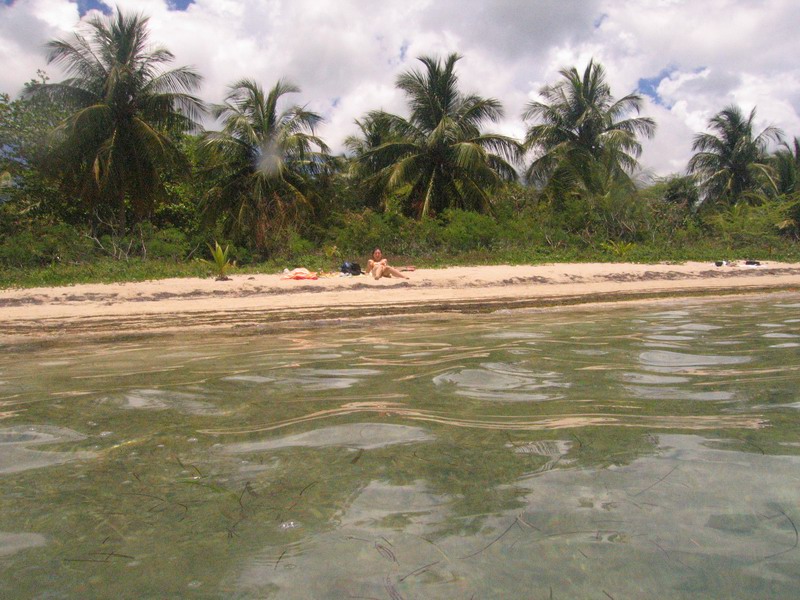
(281, 268, 318, 280)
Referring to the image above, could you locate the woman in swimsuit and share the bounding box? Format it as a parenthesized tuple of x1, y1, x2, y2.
(367, 247, 408, 280)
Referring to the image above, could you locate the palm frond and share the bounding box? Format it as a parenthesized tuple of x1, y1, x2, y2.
(522, 58, 655, 196)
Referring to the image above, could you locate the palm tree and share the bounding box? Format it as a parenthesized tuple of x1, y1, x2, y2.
(772, 136, 800, 196)
(25, 10, 204, 233)
(522, 60, 655, 197)
(200, 79, 329, 252)
(355, 54, 521, 218)
(688, 105, 783, 205)
(344, 111, 402, 210)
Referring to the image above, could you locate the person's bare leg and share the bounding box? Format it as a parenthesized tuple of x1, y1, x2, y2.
(384, 266, 408, 279)
(373, 264, 385, 279)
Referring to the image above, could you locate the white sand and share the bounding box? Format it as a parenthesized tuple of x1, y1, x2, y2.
(2, 261, 799, 339)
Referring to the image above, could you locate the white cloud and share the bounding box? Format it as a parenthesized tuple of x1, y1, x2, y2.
(0, 0, 82, 94)
(0, 0, 798, 175)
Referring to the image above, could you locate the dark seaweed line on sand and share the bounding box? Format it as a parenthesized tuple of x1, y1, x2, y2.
(3, 284, 798, 340)
(3, 267, 799, 307)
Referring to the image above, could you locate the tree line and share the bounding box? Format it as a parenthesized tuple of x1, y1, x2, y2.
(1, 10, 798, 274)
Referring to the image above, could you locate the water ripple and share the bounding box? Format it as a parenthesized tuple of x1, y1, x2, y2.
(0, 425, 95, 474)
(639, 351, 751, 370)
(222, 423, 435, 452)
(433, 362, 569, 402)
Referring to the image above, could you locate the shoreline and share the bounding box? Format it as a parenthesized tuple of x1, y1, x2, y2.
(2, 261, 799, 341)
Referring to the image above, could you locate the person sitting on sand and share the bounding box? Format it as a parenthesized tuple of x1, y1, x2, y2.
(367, 247, 409, 280)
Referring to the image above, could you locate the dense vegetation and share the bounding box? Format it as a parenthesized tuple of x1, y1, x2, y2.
(1, 10, 798, 287)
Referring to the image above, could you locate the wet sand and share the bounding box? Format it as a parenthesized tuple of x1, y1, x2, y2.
(2, 261, 800, 340)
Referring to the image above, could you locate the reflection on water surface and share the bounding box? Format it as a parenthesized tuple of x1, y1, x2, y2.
(1, 295, 799, 598)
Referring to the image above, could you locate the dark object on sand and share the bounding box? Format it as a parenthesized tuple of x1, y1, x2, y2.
(715, 261, 724, 267)
(340, 262, 362, 276)
(745, 260, 761, 266)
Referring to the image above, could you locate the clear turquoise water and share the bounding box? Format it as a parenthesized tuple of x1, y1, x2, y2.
(1, 296, 799, 598)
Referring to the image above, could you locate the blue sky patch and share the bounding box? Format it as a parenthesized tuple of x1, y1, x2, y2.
(399, 41, 409, 62)
(594, 13, 608, 28)
(75, 1, 110, 16)
(637, 67, 676, 107)
(168, 0, 195, 10)
(1, 1, 110, 15)
(0, 1, 201, 17)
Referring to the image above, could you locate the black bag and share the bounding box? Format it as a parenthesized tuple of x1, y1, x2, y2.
(340, 261, 362, 275)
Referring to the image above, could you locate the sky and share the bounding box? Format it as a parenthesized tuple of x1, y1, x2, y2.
(2, 0, 799, 177)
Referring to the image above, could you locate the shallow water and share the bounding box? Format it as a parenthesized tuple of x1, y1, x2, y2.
(1, 296, 799, 598)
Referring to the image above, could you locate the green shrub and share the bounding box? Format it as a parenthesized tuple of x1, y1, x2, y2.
(226, 244, 253, 265)
(0, 221, 94, 268)
(601, 240, 636, 260)
(440, 209, 499, 252)
(705, 201, 787, 249)
(153, 195, 200, 231)
(286, 231, 315, 257)
(333, 209, 396, 255)
(777, 193, 800, 239)
(146, 227, 190, 261)
(401, 216, 443, 255)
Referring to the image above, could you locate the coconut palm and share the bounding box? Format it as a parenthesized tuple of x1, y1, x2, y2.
(346, 112, 398, 159)
(356, 54, 522, 218)
(201, 78, 329, 251)
(344, 111, 402, 210)
(522, 60, 655, 196)
(688, 105, 783, 205)
(772, 136, 800, 196)
(25, 10, 204, 233)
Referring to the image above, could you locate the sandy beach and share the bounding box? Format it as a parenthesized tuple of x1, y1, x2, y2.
(2, 261, 800, 340)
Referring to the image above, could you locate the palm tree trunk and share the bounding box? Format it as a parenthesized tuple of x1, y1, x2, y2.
(420, 171, 436, 218)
